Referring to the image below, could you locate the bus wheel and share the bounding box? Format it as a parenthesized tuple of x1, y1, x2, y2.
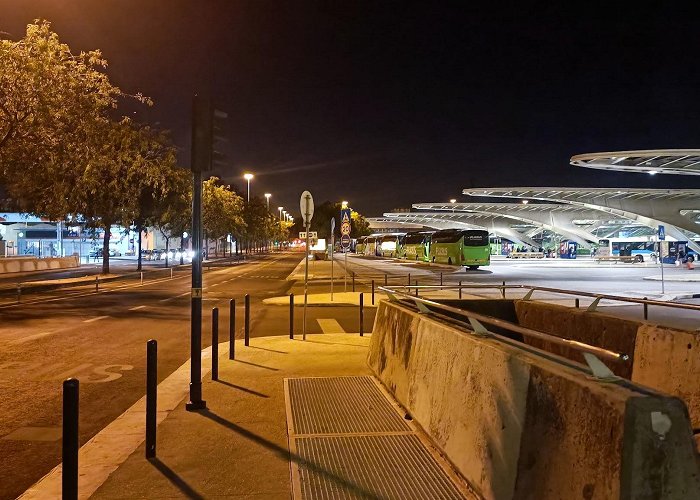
(636, 254, 644, 263)
(468, 265, 479, 270)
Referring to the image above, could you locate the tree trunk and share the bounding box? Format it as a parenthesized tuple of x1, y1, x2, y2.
(137, 224, 143, 271)
(102, 225, 111, 274)
(164, 237, 169, 268)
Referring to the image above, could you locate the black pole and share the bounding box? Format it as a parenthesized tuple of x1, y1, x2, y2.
(440, 272, 443, 286)
(146, 340, 157, 459)
(359, 293, 364, 337)
(229, 299, 235, 360)
(95, 275, 98, 293)
(187, 94, 209, 412)
(575, 298, 580, 308)
(501, 280, 506, 299)
(244, 293, 250, 346)
(643, 297, 648, 320)
(62, 378, 79, 500)
(408, 273, 411, 287)
(384, 273, 388, 286)
(211, 307, 219, 381)
(371, 280, 375, 305)
(289, 293, 294, 339)
(458, 280, 462, 299)
(415, 279, 419, 297)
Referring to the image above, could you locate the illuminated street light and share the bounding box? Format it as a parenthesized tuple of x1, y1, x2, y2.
(243, 173, 254, 202)
(278, 206, 284, 224)
(522, 200, 529, 204)
(450, 199, 457, 204)
(341, 200, 348, 209)
(264, 193, 271, 210)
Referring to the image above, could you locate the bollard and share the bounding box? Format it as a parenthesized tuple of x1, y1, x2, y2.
(146, 339, 157, 459)
(244, 294, 250, 346)
(440, 272, 443, 286)
(415, 280, 419, 297)
(62, 378, 79, 500)
(229, 299, 235, 360)
(359, 293, 364, 337)
(384, 273, 388, 286)
(458, 280, 462, 299)
(17, 283, 21, 303)
(352, 272, 355, 292)
(170, 268, 173, 279)
(95, 275, 99, 293)
(408, 273, 411, 286)
(140, 272, 143, 285)
(211, 307, 219, 381)
(643, 297, 648, 320)
(501, 280, 506, 299)
(575, 298, 580, 308)
(371, 280, 375, 305)
(289, 294, 294, 339)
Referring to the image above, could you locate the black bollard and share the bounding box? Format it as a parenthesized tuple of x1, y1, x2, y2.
(229, 299, 235, 360)
(371, 280, 375, 305)
(359, 293, 364, 337)
(643, 297, 648, 320)
(289, 294, 294, 339)
(408, 273, 411, 286)
(458, 280, 462, 299)
(415, 280, 419, 297)
(62, 378, 79, 500)
(501, 280, 506, 299)
(575, 298, 580, 308)
(146, 340, 157, 459)
(384, 273, 388, 286)
(244, 294, 250, 346)
(211, 307, 219, 381)
(440, 272, 443, 286)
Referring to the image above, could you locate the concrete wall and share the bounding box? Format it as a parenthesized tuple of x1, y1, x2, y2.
(369, 300, 700, 500)
(0, 255, 79, 274)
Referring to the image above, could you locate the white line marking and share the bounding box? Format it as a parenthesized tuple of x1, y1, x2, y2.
(11, 332, 54, 345)
(128, 305, 147, 311)
(82, 316, 109, 323)
(317, 319, 346, 334)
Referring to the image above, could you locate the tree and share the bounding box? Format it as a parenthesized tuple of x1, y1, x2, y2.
(202, 178, 245, 256)
(148, 167, 191, 267)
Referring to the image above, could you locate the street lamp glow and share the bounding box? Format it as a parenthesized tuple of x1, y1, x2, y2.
(243, 173, 254, 202)
(182, 231, 189, 238)
(264, 193, 271, 210)
(522, 200, 529, 204)
(449, 199, 457, 204)
(341, 200, 348, 209)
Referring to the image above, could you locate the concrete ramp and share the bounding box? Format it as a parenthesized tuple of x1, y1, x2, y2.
(369, 300, 700, 500)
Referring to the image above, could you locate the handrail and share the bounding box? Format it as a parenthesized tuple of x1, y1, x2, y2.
(378, 286, 630, 363)
(381, 283, 700, 313)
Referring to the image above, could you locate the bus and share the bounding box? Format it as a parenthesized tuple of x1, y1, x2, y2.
(355, 236, 367, 255)
(599, 237, 698, 263)
(379, 234, 403, 257)
(402, 231, 432, 262)
(429, 229, 490, 269)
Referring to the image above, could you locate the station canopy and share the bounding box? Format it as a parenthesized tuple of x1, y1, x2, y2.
(462, 187, 700, 202)
(570, 150, 700, 176)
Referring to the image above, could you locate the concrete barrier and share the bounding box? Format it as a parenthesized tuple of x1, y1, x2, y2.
(514, 301, 639, 378)
(369, 300, 700, 500)
(0, 255, 79, 275)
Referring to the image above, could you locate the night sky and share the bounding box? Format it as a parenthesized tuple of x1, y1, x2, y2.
(2, 1, 698, 216)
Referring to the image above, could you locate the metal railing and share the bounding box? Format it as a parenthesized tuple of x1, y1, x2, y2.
(378, 286, 631, 364)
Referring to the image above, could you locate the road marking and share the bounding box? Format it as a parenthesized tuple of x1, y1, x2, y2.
(11, 331, 55, 345)
(83, 316, 109, 323)
(128, 305, 147, 311)
(317, 319, 346, 334)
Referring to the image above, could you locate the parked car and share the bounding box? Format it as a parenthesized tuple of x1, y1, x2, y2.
(141, 249, 154, 260)
(108, 249, 121, 257)
(88, 248, 103, 259)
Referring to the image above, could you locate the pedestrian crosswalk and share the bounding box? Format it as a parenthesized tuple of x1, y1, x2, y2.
(240, 274, 278, 279)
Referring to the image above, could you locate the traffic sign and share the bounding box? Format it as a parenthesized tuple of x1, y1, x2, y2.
(331, 217, 336, 233)
(300, 191, 314, 225)
(299, 231, 317, 239)
(340, 208, 351, 235)
(341, 234, 351, 249)
(658, 225, 665, 241)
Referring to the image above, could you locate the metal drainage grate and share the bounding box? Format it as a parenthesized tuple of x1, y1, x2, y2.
(286, 376, 470, 500)
(295, 434, 466, 500)
(287, 376, 410, 435)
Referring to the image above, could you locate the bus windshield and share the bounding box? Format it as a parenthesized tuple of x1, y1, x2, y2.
(431, 230, 464, 243)
(463, 230, 489, 246)
(404, 233, 426, 244)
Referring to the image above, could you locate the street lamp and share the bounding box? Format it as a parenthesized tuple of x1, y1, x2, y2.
(243, 173, 254, 202)
(264, 193, 271, 210)
(341, 200, 348, 209)
(278, 206, 284, 223)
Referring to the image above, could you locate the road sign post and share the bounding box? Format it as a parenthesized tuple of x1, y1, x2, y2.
(340, 208, 351, 292)
(300, 191, 314, 341)
(330, 217, 335, 301)
(658, 226, 666, 294)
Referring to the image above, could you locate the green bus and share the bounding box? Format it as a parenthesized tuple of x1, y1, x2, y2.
(402, 231, 432, 262)
(355, 236, 367, 255)
(379, 234, 403, 257)
(429, 229, 490, 269)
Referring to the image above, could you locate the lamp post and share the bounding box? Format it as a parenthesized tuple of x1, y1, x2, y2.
(243, 173, 254, 203)
(264, 193, 271, 211)
(278, 206, 284, 224)
(450, 199, 457, 213)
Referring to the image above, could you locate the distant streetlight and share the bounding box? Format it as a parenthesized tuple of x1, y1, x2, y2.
(522, 200, 529, 204)
(278, 206, 284, 224)
(450, 199, 457, 204)
(243, 173, 254, 202)
(341, 200, 348, 209)
(264, 193, 271, 210)
(182, 231, 189, 239)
